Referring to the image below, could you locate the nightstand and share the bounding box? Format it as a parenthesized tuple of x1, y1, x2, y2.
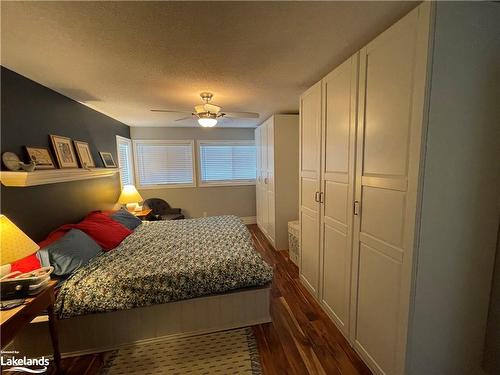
(0, 280, 61, 373)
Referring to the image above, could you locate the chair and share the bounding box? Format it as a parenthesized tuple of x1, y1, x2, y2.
(143, 198, 185, 221)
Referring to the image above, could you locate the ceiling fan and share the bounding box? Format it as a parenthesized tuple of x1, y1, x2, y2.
(151, 92, 259, 127)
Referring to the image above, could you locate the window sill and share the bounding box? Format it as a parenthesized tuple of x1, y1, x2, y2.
(137, 183, 196, 190)
(198, 181, 256, 188)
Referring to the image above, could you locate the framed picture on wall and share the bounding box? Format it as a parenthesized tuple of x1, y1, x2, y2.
(24, 146, 56, 169)
(73, 140, 95, 168)
(99, 152, 117, 168)
(50, 134, 79, 168)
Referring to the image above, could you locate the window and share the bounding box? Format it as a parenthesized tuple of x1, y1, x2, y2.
(198, 141, 256, 186)
(133, 140, 195, 188)
(116, 136, 134, 187)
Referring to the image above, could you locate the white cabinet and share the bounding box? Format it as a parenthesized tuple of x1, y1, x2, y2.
(299, 2, 499, 374)
(320, 54, 358, 337)
(256, 115, 299, 250)
(299, 82, 322, 296)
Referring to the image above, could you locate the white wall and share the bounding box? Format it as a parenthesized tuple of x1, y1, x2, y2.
(130, 127, 256, 219)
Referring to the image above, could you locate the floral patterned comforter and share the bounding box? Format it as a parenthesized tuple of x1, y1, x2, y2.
(55, 215, 273, 319)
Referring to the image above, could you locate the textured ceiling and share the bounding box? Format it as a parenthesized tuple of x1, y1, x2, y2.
(1, 1, 418, 128)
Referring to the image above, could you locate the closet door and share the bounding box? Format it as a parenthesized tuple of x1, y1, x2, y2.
(350, 5, 430, 374)
(255, 126, 263, 229)
(266, 119, 276, 243)
(320, 54, 358, 336)
(260, 122, 269, 235)
(299, 81, 322, 297)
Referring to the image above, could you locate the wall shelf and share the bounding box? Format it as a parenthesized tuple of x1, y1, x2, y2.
(0, 168, 119, 187)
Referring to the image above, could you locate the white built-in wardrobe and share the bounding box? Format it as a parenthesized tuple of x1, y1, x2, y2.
(256, 114, 299, 250)
(299, 2, 499, 375)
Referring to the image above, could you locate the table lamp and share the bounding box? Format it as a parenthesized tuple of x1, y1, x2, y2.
(1, 215, 40, 306)
(118, 184, 143, 212)
(1, 215, 39, 267)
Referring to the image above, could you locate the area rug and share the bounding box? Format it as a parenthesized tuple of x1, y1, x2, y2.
(101, 327, 262, 374)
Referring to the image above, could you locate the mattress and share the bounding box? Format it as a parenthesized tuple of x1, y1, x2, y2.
(54, 215, 273, 318)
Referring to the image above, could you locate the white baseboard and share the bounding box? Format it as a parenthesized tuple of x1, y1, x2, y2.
(240, 216, 257, 225)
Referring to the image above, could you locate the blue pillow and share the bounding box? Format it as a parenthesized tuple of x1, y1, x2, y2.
(37, 229, 102, 276)
(111, 208, 142, 230)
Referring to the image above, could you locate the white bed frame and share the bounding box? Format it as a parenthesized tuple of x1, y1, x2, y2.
(10, 286, 271, 358)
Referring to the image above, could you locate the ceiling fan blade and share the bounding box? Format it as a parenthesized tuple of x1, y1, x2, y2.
(222, 111, 259, 119)
(150, 109, 193, 114)
(175, 116, 195, 122)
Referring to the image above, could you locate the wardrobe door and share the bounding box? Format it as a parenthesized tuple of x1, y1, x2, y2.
(320, 54, 358, 337)
(350, 4, 431, 374)
(266, 119, 276, 243)
(255, 126, 263, 229)
(260, 122, 269, 235)
(299, 81, 322, 297)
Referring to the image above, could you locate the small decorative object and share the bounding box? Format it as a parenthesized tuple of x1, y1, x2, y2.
(100, 152, 117, 168)
(50, 135, 78, 168)
(2, 152, 22, 171)
(118, 185, 143, 212)
(20, 161, 36, 172)
(1, 152, 37, 172)
(73, 140, 95, 168)
(25, 146, 56, 170)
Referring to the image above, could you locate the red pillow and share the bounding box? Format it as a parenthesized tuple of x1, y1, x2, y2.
(62, 212, 132, 251)
(11, 226, 71, 273)
(10, 254, 41, 274)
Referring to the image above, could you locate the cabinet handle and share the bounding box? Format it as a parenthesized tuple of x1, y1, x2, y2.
(354, 200, 360, 216)
(320, 192, 324, 204)
(315, 191, 320, 202)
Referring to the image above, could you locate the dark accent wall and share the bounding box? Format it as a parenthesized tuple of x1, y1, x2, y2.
(1, 67, 130, 241)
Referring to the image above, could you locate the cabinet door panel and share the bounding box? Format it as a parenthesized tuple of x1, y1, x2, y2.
(299, 82, 322, 297)
(320, 54, 358, 336)
(267, 192, 275, 242)
(351, 4, 431, 374)
(255, 127, 262, 228)
(300, 209, 320, 294)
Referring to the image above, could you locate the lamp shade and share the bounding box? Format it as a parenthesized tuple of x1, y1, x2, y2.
(118, 185, 143, 204)
(0, 215, 40, 266)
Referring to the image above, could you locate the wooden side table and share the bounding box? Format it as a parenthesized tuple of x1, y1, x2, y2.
(0, 280, 61, 373)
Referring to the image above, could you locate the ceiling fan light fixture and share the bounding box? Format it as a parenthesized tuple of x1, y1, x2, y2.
(198, 117, 217, 127)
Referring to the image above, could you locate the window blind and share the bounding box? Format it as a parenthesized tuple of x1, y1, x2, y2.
(199, 142, 256, 184)
(135, 141, 194, 187)
(117, 137, 134, 186)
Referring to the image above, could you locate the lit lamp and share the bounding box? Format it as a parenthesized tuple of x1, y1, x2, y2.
(1, 215, 40, 306)
(1, 215, 39, 268)
(118, 184, 144, 212)
(197, 113, 217, 127)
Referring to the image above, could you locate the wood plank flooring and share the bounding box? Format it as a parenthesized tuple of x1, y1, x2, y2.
(248, 225, 371, 375)
(13, 224, 371, 375)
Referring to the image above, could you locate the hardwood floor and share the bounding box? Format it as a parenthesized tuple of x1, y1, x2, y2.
(20, 224, 371, 375)
(248, 224, 371, 375)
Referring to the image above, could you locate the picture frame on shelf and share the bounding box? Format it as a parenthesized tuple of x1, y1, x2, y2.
(50, 135, 78, 168)
(73, 140, 95, 168)
(99, 152, 116, 168)
(24, 146, 56, 170)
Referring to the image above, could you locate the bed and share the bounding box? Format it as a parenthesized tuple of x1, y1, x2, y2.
(11, 215, 273, 356)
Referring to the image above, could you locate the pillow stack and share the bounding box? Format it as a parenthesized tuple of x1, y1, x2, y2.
(10, 209, 142, 275)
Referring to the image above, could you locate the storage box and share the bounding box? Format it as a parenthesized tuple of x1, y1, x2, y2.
(288, 220, 300, 266)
